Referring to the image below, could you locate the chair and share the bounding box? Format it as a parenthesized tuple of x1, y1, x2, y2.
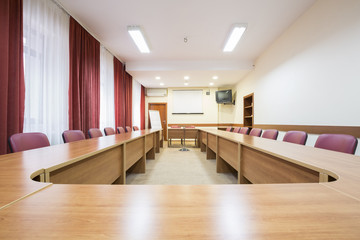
(62, 130, 85, 143)
(225, 127, 232, 132)
(186, 125, 195, 128)
(104, 127, 116, 136)
(249, 128, 262, 137)
(88, 128, 103, 138)
(9, 132, 50, 153)
(125, 126, 132, 132)
(283, 131, 308, 145)
(133, 126, 139, 131)
(233, 127, 241, 133)
(239, 127, 250, 135)
(117, 127, 125, 134)
(171, 125, 181, 128)
(262, 129, 279, 140)
(314, 134, 358, 154)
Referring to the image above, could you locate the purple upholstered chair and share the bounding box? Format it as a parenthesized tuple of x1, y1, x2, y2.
(125, 126, 132, 133)
(225, 127, 232, 132)
(88, 128, 103, 138)
(104, 127, 116, 136)
(249, 128, 262, 137)
(283, 131, 308, 145)
(233, 127, 241, 133)
(239, 127, 250, 135)
(171, 125, 181, 128)
(62, 130, 85, 143)
(314, 134, 358, 154)
(9, 132, 50, 153)
(262, 129, 279, 140)
(133, 126, 139, 131)
(117, 127, 125, 134)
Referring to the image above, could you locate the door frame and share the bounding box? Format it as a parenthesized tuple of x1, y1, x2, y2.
(148, 102, 168, 140)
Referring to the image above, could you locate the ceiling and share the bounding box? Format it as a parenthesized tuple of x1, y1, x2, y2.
(57, 0, 316, 88)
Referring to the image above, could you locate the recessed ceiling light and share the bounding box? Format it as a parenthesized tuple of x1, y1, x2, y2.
(155, 76, 161, 80)
(127, 26, 150, 53)
(223, 24, 247, 52)
(184, 76, 190, 80)
(212, 76, 218, 80)
(160, 82, 164, 86)
(184, 82, 189, 86)
(209, 82, 214, 86)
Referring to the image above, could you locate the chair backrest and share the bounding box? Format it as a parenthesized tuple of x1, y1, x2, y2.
(262, 129, 279, 140)
(104, 127, 116, 136)
(62, 130, 85, 143)
(171, 125, 181, 128)
(88, 128, 103, 138)
(249, 128, 262, 137)
(133, 126, 139, 131)
(225, 127, 232, 132)
(125, 126, 132, 132)
(239, 127, 250, 135)
(283, 131, 308, 145)
(117, 127, 125, 134)
(9, 132, 50, 153)
(186, 125, 195, 128)
(233, 127, 241, 133)
(314, 134, 358, 154)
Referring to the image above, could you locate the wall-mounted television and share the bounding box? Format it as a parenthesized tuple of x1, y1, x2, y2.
(216, 89, 232, 104)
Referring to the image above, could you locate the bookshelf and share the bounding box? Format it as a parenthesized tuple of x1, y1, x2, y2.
(243, 93, 254, 128)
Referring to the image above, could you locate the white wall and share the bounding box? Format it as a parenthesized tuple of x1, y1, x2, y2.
(232, 0, 360, 155)
(234, 0, 360, 125)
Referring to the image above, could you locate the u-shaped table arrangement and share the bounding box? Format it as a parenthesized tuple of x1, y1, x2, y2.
(0, 128, 359, 239)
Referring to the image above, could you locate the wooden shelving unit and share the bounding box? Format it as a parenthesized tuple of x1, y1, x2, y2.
(243, 93, 254, 128)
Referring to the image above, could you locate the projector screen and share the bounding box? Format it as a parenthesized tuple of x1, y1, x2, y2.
(172, 90, 203, 114)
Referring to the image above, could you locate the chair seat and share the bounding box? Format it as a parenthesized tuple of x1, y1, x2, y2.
(314, 134, 357, 154)
(88, 128, 103, 138)
(9, 132, 50, 153)
(62, 130, 85, 143)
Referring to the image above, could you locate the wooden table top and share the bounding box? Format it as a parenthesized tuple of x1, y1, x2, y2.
(0, 128, 360, 239)
(200, 128, 360, 200)
(0, 129, 160, 209)
(0, 184, 359, 239)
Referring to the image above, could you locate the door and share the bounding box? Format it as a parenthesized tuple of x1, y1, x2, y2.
(148, 103, 167, 140)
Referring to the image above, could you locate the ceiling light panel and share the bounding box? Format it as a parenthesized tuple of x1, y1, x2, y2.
(127, 26, 150, 53)
(223, 24, 247, 52)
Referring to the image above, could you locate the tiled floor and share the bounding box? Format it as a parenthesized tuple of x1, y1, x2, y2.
(126, 142, 238, 185)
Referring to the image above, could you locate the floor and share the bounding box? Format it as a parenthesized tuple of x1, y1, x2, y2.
(126, 141, 238, 185)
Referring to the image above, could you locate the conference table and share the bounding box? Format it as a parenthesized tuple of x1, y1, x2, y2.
(0, 128, 360, 239)
(167, 127, 200, 147)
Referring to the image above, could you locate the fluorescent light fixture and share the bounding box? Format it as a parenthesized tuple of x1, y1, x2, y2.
(184, 82, 189, 86)
(155, 76, 161, 80)
(212, 76, 218, 80)
(184, 76, 190, 80)
(223, 24, 247, 52)
(160, 82, 164, 86)
(209, 82, 214, 86)
(128, 26, 150, 53)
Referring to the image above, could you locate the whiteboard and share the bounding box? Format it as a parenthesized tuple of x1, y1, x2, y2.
(149, 110, 162, 129)
(172, 90, 203, 114)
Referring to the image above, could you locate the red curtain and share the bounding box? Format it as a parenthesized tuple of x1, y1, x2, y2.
(114, 57, 125, 129)
(140, 85, 145, 129)
(0, 0, 25, 155)
(69, 17, 100, 138)
(125, 72, 132, 128)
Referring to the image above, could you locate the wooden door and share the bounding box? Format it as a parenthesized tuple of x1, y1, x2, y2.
(148, 103, 167, 140)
